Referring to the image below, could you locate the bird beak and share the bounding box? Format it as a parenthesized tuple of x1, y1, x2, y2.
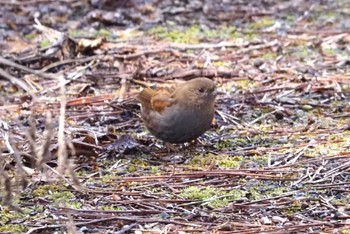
(213, 90, 226, 96)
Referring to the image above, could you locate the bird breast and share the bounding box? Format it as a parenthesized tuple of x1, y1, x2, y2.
(142, 103, 214, 143)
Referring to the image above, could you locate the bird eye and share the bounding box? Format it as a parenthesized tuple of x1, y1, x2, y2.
(198, 87, 205, 93)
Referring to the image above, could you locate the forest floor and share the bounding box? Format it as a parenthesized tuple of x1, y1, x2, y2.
(1, 0, 350, 233)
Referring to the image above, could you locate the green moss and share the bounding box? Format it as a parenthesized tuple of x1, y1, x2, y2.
(209, 198, 230, 209)
(147, 25, 168, 37)
(284, 15, 296, 25)
(328, 193, 350, 206)
(148, 25, 242, 43)
(213, 61, 231, 68)
(0, 224, 27, 233)
(69, 29, 98, 38)
(247, 187, 263, 200)
(332, 198, 348, 206)
(249, 155, 269, 167)
(246, 181, 293, 201)
(322, 48, 338, 56)
(34, 205, 44, 213)
(131, 159, 150, 167)
(342, 83, 350, 92)
(101, 205, 124, 211)
(180, 186, 245, 208)
(216, 138, 237, 149)
(341, 229, 350, 234)
(150, 166, 160, 174)
(32, 184, 61, 197)
(126, 159, 151, 173)
(247, 17, 276, 30)
(148, 25, 200, 44)
(204, 26, 240, 40)
(128, 181, 143, 187)
(284, 200, 302, 215)
(216, 134, 277, 151)
(301, 105, 313, 111)
(75, 170, 88, 177)
(69, 29, 84, 37)
(243, 32, 259, 41)
(188, 153, 217, 167)
(97, 28, 112, 38)
(269, 186, 287, 196)
(24, 33, 36, 40)
(181, 186, 219, 200)
(235, 79, 258, 90)
(327, 133, 344, 142)
(317, 11, 337, 22)
(101, 174, 117, 183)
(289, 46, 318, 60)
(260, 51, 277, 60)
(0, 209, 26, 224)
(40, 39, 50, 48)
(185, 49, 194, 54)
(219, 156, 243, 168)
(0, 207, 33, 233)
(304, 142, 342, 158)
(48, 191, 81, 208)
(33, 184, 81, 209)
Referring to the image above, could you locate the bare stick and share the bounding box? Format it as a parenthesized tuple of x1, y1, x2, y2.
(57, 75, 68, 174)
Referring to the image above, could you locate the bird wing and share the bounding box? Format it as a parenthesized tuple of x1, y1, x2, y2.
(138, 87, 175, 112)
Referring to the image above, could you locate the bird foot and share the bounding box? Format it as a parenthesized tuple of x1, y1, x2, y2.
(165, 142, 180, 152)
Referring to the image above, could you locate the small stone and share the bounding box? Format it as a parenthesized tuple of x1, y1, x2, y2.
(272, 216, 287, 223)
(260, 216, 272, 224)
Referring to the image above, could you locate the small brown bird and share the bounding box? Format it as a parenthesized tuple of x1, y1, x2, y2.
(138, 77, 217, 144)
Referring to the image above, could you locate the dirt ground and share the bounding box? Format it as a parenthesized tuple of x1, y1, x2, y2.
(1, 0, 350, 233)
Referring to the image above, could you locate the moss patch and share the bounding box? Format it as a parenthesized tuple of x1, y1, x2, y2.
(147, 25, 243, 43)
(180, 186, 245, 208)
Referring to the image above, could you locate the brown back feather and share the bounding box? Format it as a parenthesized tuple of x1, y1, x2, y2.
(139, 87, 174, 112)
(138, 87, 155, 110)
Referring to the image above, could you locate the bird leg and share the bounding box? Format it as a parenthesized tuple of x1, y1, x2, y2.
(165, 142, 180, 152)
